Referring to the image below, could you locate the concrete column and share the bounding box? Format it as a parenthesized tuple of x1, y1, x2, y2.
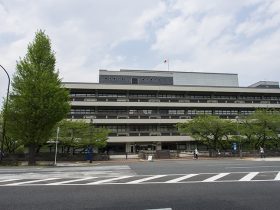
(125, 143, 131, 153)
(156, 142, 162, 150)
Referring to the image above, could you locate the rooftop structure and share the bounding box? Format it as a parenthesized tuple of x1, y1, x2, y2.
(99, 69, 239, 87)
(249, 81, 279, 89)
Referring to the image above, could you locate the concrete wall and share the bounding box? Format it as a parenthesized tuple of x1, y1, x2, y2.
(173, 72, 239, 87)
(99, 75, 173, 85)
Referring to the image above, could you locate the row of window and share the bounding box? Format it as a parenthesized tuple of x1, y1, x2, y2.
(71, 109, 254, 114)
(70, 93, 280, 100)
(99, 125, 177, 132)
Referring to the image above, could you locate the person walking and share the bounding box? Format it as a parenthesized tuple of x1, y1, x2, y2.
(194, 148, 199, 159)
(260, 147, 265, 158)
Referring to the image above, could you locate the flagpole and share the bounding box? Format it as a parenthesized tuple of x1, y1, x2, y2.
(164, 59, 170, 71)
(168, 59, 169, 71)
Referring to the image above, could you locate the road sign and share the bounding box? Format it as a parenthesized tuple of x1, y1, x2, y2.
(232, 143, 237, 151)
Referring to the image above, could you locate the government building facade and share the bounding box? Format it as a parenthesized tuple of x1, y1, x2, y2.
(63, 69, 280, 154)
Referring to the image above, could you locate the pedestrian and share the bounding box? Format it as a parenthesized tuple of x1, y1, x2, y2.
(193, 150, 196, 159)
(86, 145, 93, 163)
(260, 147, 265, 158)
(195, 148, 199, 159)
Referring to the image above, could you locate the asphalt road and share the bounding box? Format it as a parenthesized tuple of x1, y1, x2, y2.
(0, 159, 280, 210)
(125, 159, 280, 174)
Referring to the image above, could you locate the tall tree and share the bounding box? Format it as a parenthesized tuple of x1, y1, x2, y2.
(245, 110, 280, 149)
(4, 30, 70, 165)
(178, 115, 234, 156)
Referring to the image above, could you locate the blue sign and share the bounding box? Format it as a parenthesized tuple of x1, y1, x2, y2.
(232, 143, 237, 151)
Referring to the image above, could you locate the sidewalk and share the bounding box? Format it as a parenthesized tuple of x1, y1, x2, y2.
(11, 156, 280, 167)
(246, 157, 280, 161)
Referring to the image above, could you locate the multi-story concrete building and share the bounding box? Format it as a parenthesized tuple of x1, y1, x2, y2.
(64, 69, 280, 154)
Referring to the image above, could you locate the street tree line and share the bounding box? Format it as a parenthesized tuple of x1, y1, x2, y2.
(178, 110, 280, 156)
(0, 30, 109, 165)
(50, 120, 109, 155)
(0, 113, 109, 155)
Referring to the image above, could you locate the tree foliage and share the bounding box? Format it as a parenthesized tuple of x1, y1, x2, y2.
(239, 110, 280, 149)
(51, 120, 109, 154)
(0, 112, 23, 154)
(4, 30, 70, 165)
(178, 115, 234, 155)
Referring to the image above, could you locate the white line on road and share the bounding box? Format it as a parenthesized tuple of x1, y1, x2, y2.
(202, 173, 230, 182)
(6, 178, 60, 186)
(0, 179, 20, 183)
(146, 208, 172, 210)
(165, 174, 198, 183)
(239, 172, 259, 181)
(47, 177, 97, 185)
(87, 176, 132, 184)
(274, 172, 280, 180)
(127, 175, 167, 184)
(226, 166, 280, 169)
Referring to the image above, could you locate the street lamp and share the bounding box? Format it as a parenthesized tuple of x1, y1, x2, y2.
(235, 115, 242, 159)
(54, 126, 60, 166)
(0, 64, 10, 162)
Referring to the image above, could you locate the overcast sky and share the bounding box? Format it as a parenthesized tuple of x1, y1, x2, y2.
(1, 0, 280, 105)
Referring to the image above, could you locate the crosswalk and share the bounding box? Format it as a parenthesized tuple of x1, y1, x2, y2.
(0, 171, 280, 186)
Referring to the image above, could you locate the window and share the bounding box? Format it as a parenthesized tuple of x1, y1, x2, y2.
(132, 78, 138, 84)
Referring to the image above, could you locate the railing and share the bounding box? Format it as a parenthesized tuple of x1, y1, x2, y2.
(70, 96, 280, 104)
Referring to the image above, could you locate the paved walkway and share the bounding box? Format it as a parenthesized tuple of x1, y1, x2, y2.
(13, 156, 280, 167)
(248, 157, 280, 161)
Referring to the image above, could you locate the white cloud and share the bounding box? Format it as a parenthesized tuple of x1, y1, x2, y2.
(1, 0, 280, 106)
(236, 0, 280, 37)
(152, 0, 280, 86)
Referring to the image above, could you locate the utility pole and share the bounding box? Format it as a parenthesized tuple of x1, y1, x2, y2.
(0, 64, 10, 162)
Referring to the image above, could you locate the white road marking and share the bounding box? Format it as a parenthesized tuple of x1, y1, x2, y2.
(202, 173, 230, 182)
(274, 172, 280, 180)
(127, 175, 166, 184)
(239, 172, 259, 181)
(1, 171, 279, 186)
(87, 176, 132, 184)
(6, 178, 60, 186)
(226, 166, 280, 169)
(47, 177, 96, 185)
(146, 208, 172, 210)
(0, 179, 19, 183)
(165, 174, 198, 183)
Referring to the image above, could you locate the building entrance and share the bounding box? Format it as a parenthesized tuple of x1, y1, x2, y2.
(135, 143, 156, 152)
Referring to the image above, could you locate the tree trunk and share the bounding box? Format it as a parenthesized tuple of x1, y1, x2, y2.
(209, 149, 213, 157)
(28, 144, 36, 166)
(36, 145, 41, 153)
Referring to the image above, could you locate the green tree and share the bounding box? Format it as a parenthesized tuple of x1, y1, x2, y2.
(1, 110, 24, 155)
(4, 30, 70, 165)
(53, 120, 109, 154)
(178, 115, 234, 156)
(0, 112, 2, 148)
(244, 110, 280, 149)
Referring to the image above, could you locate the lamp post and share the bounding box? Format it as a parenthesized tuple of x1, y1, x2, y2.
(54, 126, 60, 166)
(235, 115, 242, 159)
(0, 64, 10, 162)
